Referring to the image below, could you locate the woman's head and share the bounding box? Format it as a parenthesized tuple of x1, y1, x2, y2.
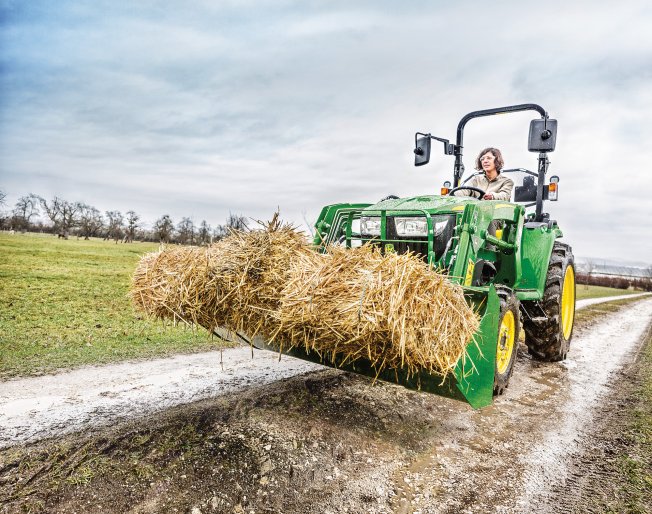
(475, 147, 504, 175)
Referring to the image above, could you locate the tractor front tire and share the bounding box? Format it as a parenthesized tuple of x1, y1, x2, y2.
(494, 289, 520, 396)
(523, 242, 576, 361)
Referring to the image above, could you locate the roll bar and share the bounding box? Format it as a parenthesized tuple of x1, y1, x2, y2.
(452, 104, 548, 187)
(413, 103, 556, 222)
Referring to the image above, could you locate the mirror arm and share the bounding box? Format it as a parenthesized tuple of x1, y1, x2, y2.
(535, 153, 549, 221)
(430, 136, 456, 155)
(415, 132, 457, 156)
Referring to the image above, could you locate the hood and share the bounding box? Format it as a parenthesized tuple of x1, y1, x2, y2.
(363, 195, 475, 214)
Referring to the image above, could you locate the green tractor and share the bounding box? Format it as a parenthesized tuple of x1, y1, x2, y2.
(260, 104, 576, 409)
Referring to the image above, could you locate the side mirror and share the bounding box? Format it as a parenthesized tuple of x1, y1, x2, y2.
(528, 119, 558, 152)
(414, 135, 431, 166)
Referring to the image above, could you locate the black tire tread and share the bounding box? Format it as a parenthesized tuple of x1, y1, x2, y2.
(522, 242, 575, 361)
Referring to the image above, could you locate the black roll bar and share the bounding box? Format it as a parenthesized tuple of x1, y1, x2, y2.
(452, 103, 548, 187)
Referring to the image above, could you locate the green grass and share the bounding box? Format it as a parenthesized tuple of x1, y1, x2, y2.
(576, 284, 641, 300)
(0, 232, 228, 379)
(0, 232, 641, 379)
(612, 327, 652, 512)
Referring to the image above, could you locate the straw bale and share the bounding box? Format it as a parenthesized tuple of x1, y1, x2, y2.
(272, 245, 479, 378)
(131, 216, 479, 379)
(131, 215, 310, 337)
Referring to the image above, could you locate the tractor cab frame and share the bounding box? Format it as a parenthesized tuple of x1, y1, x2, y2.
(414, 103, 559, 222)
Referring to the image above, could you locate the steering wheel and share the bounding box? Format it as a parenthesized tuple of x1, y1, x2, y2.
(448, 186, 486, 199)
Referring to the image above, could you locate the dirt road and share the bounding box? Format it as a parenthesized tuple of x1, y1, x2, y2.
(0, 347, 322, 449)
(1, 294, 651, 513)
(1, 293, 648, 450)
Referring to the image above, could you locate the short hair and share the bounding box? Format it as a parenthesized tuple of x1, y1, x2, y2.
(475, 147, 504, 173)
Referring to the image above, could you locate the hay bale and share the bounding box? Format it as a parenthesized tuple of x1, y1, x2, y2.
(272, 245, 478, 378)
(131, 216, 479, 379)
(131, 215, 310, 337)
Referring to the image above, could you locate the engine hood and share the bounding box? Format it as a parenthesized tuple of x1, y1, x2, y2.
(363, 195, 476, 214)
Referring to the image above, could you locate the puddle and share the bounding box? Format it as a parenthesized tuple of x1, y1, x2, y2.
(388, 297, 652, 514)
(515, 297, 652, 512)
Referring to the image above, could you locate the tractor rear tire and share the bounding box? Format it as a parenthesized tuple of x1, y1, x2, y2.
(494, 288, 520, 396)
(522, 242, 576, 361)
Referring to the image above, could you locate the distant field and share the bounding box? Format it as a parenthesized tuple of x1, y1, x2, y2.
(576, 284, 640, 301)
(0, 232, 643, 379)
(0, 232, 228, 379)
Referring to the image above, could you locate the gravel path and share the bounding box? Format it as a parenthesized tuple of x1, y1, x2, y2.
(576, 291, 650, 309)
(0, 348, 321, 449)
(0, 292, 649, 450)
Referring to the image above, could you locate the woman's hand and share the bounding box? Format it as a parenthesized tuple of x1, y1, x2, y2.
(483, 193, 495, 200)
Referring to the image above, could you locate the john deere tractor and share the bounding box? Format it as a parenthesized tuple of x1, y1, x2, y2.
(304, 104, 577, 407)
(253, 104, 575, 409)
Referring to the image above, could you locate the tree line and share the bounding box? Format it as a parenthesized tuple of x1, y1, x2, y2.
(0, 190, 247, 245)
(576, 272, 652, 292)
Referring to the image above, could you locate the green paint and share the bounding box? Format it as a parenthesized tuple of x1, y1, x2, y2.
(304, 194, 570, 408)
(250, 287, 499, 409)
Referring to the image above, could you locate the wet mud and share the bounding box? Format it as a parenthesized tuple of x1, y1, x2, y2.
(1, 296, 651, 513)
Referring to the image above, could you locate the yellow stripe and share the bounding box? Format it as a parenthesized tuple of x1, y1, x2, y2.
(464, 259, 475, 286)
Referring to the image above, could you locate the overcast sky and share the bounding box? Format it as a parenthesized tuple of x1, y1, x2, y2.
(1, 1, 651, 263)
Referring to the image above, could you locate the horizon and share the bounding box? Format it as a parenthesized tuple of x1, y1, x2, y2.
(1, 1, 651, 262)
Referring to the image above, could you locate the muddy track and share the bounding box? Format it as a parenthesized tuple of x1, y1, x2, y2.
(1, 293, 648, 450)
(1, 294, 651, 513)
(539, 318, 652, 514)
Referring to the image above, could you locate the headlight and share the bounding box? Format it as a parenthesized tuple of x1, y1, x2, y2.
(433, 218, 450, 236)
(360, 216, 381, 236)
(394, 216, 451, 237)
(395, 217, 428, 237)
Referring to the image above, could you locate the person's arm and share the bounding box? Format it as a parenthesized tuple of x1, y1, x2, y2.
(485, 176, 513, 201)
(455, 175, 479, 197)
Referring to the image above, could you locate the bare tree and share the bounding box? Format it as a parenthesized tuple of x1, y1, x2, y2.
(197, 220, 212, 245)
(212, 224, 228, 241)
(226, 212, 248, 231)
(213, 213, 248, 241)
(154, 214, 174, 243)
(105, 211, 124, 243)
(37, 196, 82, 238)
(78, 204, 104, 240)
(0, 190, 8, 230)
(12, 194, 40, 232)
(125, 210, 140, 243)
(176, 217, 195, 245)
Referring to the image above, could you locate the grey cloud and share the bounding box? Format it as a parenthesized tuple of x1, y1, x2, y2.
(1, 1, 652, 262)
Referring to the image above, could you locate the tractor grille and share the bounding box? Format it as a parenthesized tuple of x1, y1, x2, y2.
(382, 215, 456, 262)
(384, 219, 428, 258)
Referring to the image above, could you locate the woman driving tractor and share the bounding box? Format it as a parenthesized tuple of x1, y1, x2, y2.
(456, 147, 514, 200)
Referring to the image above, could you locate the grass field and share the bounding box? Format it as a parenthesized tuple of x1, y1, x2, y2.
(619, 326, 652, 512)
(0, 232, 643, 379)
(576, 284, 640, 300)
(0, 232, 228, 379)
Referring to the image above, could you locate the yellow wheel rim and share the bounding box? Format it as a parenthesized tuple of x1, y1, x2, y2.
(496, 310, 516, 375)
(561, 265, 575, 340)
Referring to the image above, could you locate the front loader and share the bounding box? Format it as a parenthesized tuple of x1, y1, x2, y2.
(240, 104, 576, 409)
